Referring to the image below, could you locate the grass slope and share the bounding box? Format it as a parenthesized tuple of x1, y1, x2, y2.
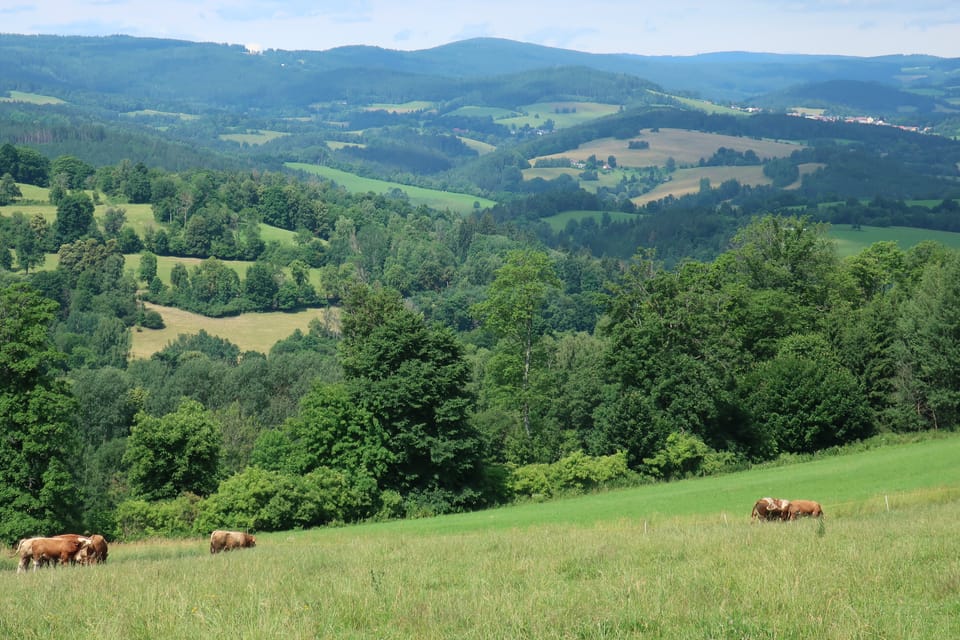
(2, 435, 959, 638)
(285, 163, 497, 214)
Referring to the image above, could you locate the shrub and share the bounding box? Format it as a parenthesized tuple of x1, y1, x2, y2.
(509, 451, 632, 500)
(115, 494, 202, 540)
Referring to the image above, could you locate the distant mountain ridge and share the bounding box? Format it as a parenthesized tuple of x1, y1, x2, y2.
(1, 33, 957, 107)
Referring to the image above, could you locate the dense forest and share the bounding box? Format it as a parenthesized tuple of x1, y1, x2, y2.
(2, 34, 960, 544)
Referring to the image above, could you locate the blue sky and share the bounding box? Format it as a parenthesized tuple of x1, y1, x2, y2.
(2, 1, 958, 57)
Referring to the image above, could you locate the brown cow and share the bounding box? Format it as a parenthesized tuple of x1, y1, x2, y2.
(54, 533, 108, 564)
(16, 537, 89, 573)
(751, 497, 790, 521)
(786, 499, 824, 520)
(210, 530, 256, 554)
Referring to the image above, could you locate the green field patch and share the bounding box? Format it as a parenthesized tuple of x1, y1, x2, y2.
(365, 100, 434, 113)
(829, 225, 960, 257)
(542, 209, 641, 232)
(326, 140, 366, 150)
(444, 105, 518, 119)
(219, 130, 289, 145)
(653, 91, 748, 116)
(536, 128, 804, 171)
(0, 90, 65, 105)
(498, 101, 622, 129)
(285, 162, 497, 214)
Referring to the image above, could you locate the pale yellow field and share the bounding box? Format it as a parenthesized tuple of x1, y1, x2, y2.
(632, 166, 773, 205)
(131, 303, 340, 359)
(534, 128, 805, 168)
(219, 130, 289, 145)
(458, 137, 496, 155)
(326, 141, 366, 150)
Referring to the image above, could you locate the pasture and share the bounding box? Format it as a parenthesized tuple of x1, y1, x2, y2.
(0, 90, 65, 104)
(497, 101, 623, 130)
(2, 434, 959, 639)
(533, 128, 805, 169)
(285, 162, 497, 214)
(542, 209, 641, 232)
(828, 224, 960, 257)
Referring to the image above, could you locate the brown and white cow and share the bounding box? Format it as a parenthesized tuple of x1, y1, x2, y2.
(210, 530, 256, 554)
(751, 497, 790, 521)
(16, 536, 89, 573)
(786, 499, 823, 520)
(54, 533, 108, 564)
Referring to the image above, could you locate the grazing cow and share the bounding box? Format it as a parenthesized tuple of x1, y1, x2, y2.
(787, 499, 823, 520)
(210, 530, 256, 554)
(751, 497, 790, 521)
(54, 533, 108, 564)
(16, 537, 88, 573)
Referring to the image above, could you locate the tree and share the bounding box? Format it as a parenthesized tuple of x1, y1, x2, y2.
(54, 192, 96, 246)
(0, 283, 84, 543)
(341, 284, 487, 511)
(138, 251, 158, 283)
(471, 249, 561, 437)
(244, 262, 279, 309)
(123, 399, 222, 501)
(0, 172, 21, 205)
(102, 206, 127, 237)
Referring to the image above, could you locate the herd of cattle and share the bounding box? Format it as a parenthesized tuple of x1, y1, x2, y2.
(12, 502, 813, 572)
(11, 529, 255, 573)
(13, 534, 109, 573)
(751, 497, 824, 521)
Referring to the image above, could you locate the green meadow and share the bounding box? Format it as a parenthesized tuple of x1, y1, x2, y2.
(285, 163, 497, 214)
(2, 434, 959, 639)
(497, 101, 622, 129)
(542, 209, 641, 231)
(829, 225, 960, 257)
(0, 90, 65, 105)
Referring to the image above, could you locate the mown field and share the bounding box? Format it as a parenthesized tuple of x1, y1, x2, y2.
(2, 434, 959, 639)
(284, 163, 497, 214)
(218, 130, 289, 145)
(534, 128, 805, 169)
(131, 303, 339, 359)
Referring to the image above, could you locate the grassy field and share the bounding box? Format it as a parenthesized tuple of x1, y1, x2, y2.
(131, 303, 339, 359)
(0, 90, 65, 104)
(2, 434, 959, 638)
(542, 209, 642, 231)
(285, 163, 497, 214)
(497, 101, 622, 130)
(534, 128, 805, 169)
(829, 225, 960, 257)
(219, 130, 289, 145)
(365, 101, 435, 113)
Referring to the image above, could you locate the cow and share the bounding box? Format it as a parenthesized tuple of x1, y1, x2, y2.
(54, 533, 108, 564)
(751, 497, 790, 521)
(210, 530, 256, 554)
(786, 499, 823, 520)
(16, 536, 89, 573)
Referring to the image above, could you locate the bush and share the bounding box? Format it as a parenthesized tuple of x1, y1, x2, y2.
(115, 494, 202, 540)
(193, 466, 378, 533)
(509, 451, 632, 500)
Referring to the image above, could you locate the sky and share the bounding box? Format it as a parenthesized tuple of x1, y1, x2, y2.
(2, 1, 958, 58)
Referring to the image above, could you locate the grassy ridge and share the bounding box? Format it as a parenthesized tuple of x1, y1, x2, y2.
(2, 435, 959, 638)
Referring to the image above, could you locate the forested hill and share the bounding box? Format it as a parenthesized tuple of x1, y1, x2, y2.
(2, 34, 957, 107)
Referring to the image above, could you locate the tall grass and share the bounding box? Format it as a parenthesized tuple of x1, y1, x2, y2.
(3, 435, 960, 638)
